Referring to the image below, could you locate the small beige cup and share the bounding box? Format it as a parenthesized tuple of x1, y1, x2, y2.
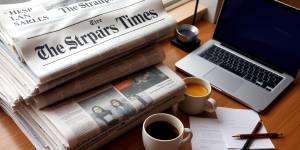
(142, 113, 193, 150)
(179, 77, 217, 115)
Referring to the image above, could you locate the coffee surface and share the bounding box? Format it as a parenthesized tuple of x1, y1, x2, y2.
(146, 121, 179, 140)
(185, 83, 208, 96)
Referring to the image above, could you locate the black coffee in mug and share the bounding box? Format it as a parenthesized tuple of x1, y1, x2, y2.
(146, 121, 179, 140)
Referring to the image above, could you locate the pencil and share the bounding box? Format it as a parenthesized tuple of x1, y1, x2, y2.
(241, 121, 262, 150)
(233, 133, 283, 139)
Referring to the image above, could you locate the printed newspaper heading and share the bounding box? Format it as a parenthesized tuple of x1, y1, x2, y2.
(35, 9, 159, 60)
(0, 0, 176, 83)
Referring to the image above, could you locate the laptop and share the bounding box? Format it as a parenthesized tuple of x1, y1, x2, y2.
(175, 0, 300, 112)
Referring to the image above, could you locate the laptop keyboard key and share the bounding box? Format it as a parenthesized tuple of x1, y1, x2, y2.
(199, 45, 284, 92)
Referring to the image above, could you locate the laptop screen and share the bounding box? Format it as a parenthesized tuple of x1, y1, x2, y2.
(214, 0, 300, 77)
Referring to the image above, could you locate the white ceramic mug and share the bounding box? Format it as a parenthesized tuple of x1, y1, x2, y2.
(179, 77, 217, 115)
(142, 113, 193, 150)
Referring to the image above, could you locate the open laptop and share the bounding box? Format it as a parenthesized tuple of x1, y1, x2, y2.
(175, 0, 300, 112)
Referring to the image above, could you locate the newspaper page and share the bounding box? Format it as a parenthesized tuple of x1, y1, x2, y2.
(36, 42, 160, 93)
(40, 64, 185, 149)
(0, 0, 123, 31)
(0, 0, 176, 83)
(33, 44, 165, 109)
(0, 92, 184, 150)
(0, 48, 37, 98)
(0, 96, 65, 150)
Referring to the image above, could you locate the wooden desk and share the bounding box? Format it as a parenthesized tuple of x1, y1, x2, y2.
(0, 21, 299, 150)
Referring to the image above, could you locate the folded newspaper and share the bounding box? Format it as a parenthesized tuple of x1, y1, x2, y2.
(0, 0, 177, 103)
(0, 64, 185, 150)
(1, 44, 165, 109)
(0, 0, 184, 149)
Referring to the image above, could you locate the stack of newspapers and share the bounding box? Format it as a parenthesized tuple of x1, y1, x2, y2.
(0, 0, 186, 149)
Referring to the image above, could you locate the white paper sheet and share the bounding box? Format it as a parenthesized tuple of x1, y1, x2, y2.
(216, 107, 275, 149)
(189, 117, 227, 150)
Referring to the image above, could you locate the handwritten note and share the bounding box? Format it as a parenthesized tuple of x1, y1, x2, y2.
(216, 107, 274, 149)
(189, 117, 227, 150)
(189, 107, 275, 150)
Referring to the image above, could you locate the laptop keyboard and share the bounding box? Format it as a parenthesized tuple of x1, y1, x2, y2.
(199, 45, 283, 91)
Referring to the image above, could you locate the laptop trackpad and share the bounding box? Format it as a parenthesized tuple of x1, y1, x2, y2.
(204, 68, 244, 93)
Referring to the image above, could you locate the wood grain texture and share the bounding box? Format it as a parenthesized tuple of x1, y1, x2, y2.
(0, 20, 299, 150)
(280, 0, 300, 8)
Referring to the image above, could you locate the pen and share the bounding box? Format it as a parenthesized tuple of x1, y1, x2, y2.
(241, 121, 262, 150)
(233, 133, 283, 139)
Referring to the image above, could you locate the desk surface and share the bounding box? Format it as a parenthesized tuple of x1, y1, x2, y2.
(0, 21, 299, 150)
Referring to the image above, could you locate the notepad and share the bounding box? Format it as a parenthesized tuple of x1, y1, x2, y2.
(190, 117, 227, 150)
(190, 107, 275, 150)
